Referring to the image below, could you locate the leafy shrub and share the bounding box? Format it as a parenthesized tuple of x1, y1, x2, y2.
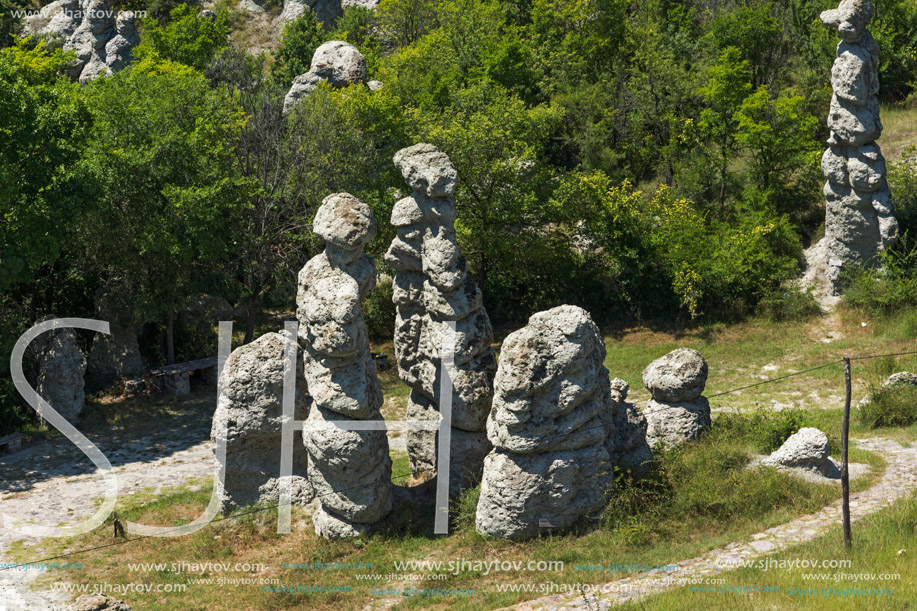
(888, 146, 917, 236)
(134, 4, 231, 71)
(843, 233, 917, 318)
(363, 276, 396, 342)
(271, 12, 325, 88)
(858, 383, 917, 429)
(755, 284, 822, 322)
(746, 408, 810, 453)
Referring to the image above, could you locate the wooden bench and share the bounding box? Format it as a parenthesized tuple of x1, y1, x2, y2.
(0, 432, 26, 455)
(151, 357, 218, 396)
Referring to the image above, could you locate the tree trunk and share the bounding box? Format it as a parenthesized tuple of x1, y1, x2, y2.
(166, 308, 175, 365)
(244, 291, 259, 345)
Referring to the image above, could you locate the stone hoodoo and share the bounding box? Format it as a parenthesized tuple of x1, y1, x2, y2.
(211, 332, 313, 513)
(87, 284, 144, 389)
(642, 348, 711, 449)
(803, 0, 897, 297)
(475, 305, 614, 539)
(385, 143, 496, 494)
(603, 378, 653, 474)
(30, 318, 87, 425)
(283, 41, 367, 113)
(23, 0, 141, 83)
(297, 193, 392, 538)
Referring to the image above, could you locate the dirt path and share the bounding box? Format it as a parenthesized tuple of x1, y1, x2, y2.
(509, 437, 917, 610)
(0, 394, 217, 610)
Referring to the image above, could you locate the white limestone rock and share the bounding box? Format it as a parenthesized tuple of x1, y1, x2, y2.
(642, 347, 708, 403)
(211, 332, 313, 513)
(644, 397, 711, 450)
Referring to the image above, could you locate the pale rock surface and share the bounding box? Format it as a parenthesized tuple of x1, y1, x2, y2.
(642, 347, 707, 403)
(762, 427, 835, 476)
(476, 305, 615, 539)
(211, 332, 312, 513)
(644, 397, 711, 450)
(30, 318, 87, 425)
(69, 594, 132, 611)
(283, 41, 367, 112)
(298, 193, 391, 538)
(803, 0, 896, 298)
(386, 144, 496, 495)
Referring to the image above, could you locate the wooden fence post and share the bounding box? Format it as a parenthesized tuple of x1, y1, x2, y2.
(842, 356, 852, 552)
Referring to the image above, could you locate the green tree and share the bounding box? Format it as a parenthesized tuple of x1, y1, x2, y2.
(375, 0, 438, 48)
(272, 11, 326, 88)
(80, 58, 250, 363)
(134, 4, 230, 71)
(735, 86, 821, 217)
(0, 39, 90, 296)
(697, 47, 753, 208)
(709, 2, 788, 88)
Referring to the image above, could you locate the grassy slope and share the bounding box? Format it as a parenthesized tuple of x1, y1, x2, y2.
(619, 491, 917, 610)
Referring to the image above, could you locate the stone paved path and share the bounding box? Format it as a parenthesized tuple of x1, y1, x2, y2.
(0, 397, 216, 611)
(510, 438, 917, 610)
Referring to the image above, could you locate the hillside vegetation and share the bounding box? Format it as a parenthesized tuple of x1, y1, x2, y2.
(3, 0, 917, 430)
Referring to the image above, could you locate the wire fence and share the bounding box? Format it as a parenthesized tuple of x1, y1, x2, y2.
(2, 346, 917, 571)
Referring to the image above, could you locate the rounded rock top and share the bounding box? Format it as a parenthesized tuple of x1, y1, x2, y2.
(393, 143, 458, 198)
(820, 0, 874, 42)
(311, 41, 367, 87)
(642, 347, 708, 403)
(313, 193, 377, 250)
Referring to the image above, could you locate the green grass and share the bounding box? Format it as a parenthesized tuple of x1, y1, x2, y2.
(6, 410, 886, 610)
(877, 105, 917, 162)
(619, 491, 917, 610)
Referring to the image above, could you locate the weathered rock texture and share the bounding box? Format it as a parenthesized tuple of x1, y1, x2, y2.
(87, 285, 144, 389)
(211, 332, 312, 514)
(385, 143, 497, 494)
(475, 305, 614, 539)
(280, 0, 378, 26)
(283, 41, 367, 113)
(643, 348, 711, 449)
(603, 379, 653, 474)
(856, 371, 917, 409)
(30, 318, 87, 425)
(803, 0, 897, 297)
(762, 427, 836, 476)
(298, 193, 391, 538)
(24, 0, 141, 82)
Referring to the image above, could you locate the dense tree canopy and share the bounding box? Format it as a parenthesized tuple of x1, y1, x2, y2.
(2, 0, 917, 426)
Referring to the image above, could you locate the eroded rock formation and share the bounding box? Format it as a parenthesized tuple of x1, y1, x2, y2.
(643, 348, 711, 449)
(385, 143, 496, 494)
(87, 284, 144, 389)
(803, 0, 897, 297)
(298, 193, 392, 538)
(283, 41, 367, 113)
(22, 0, 140, 82)
(211, 332, 312, 513)
(762, 427, 838, 477)
(475, 305, 614, 539)
(603, 378, 653, 474)
(30, 318, 87, 425)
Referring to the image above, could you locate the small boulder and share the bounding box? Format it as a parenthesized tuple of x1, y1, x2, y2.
(762, 427, 834, 476)
(642, 347, 707, 403)
(70, 594, 132, 611)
